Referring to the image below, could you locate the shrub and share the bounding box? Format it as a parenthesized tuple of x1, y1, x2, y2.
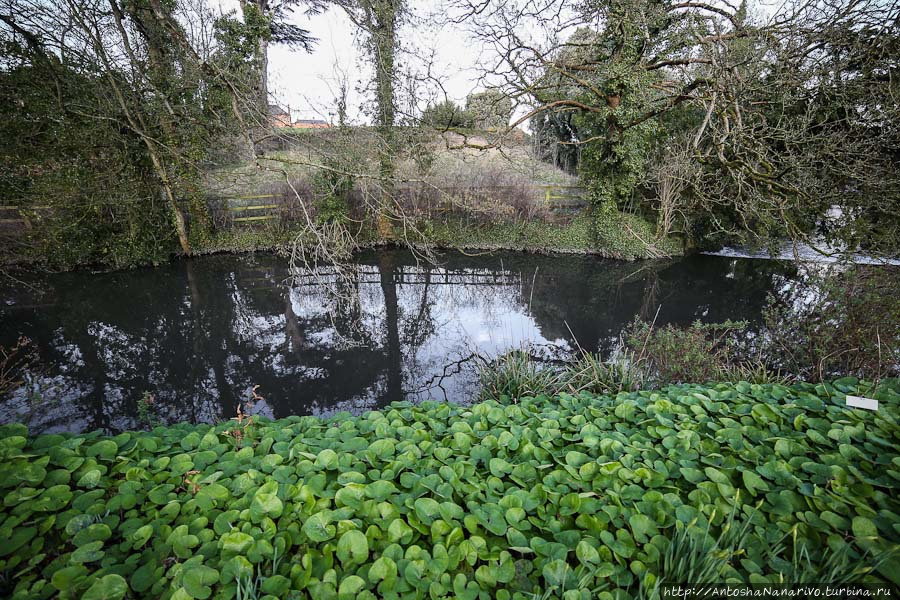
(477, 347, 647, 403)
(625, 319, 750, 384)
(421, 101, 473, 129)
(762, 266, 900, 382)
(1, 381, 897, 599)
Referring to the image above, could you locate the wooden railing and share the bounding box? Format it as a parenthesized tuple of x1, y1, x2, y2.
(209, 184, 589, 228)
(538, 185, 588, 211)
(216, 195, 280, 223)
(0, 205, 51, 232)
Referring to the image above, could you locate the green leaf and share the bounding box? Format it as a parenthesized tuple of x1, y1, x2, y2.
(132, 524, 153, 549)
(261, 574, 291, 596)
(183, 565, 219, 599)
(73, 523, 111, 545)
(542, 559, 576, 588)
(368, 556, 397, 584)
(131, 562, 158, 593)
(742, 469, 770, 496)
(87, 440, 118, 461)
(367, 439, 396, 461)
(387, 518, 413, 544)
(576, 540, 600, 564)
(476, 503, 507, 536)
(0, 526, 35, 557)
(221, 531, 254, 555)
(704, 467, 730, 485)
(71, 540, 105, 563)
(489, 458, 512, 477)
(51, 565, 88, 591)
(628, 514, 659, 543)
(315, 448, 339, 469)
(250, 481, 283, 521)
(338, 575, 366, 599)
(475, 565, 497, 588)
(336, 529, 369, 565)
(565, 451, 592, 468)
(365, 480, 398, 501)
(414, 497, 442, 525)
(852, 516, 878, 540)
(303, 511, 336, 542)
(77, 469, 102, 489)
(83, 574, 128, 600)
(679, 467, 705, 483)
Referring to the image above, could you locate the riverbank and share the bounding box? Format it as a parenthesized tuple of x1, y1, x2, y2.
(196, 213, 682, 264)
(2, 380, 897, 599)
(2, 211, 681, 274)
(3, 125, 684, 271)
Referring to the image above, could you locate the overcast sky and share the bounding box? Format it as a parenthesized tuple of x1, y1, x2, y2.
(238, 2, 487, 123)
(213, 0, 783, 125)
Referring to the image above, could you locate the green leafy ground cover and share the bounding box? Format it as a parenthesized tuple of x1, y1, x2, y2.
(1, 381, 898, 599)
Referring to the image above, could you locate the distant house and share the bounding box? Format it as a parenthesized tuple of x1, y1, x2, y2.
(291, 119, 330, 129)
(268, 104, 291, 127)
(268, 105, 331, 129)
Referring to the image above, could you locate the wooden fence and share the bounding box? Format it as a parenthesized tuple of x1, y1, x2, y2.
(208, 184, 588, 229)
(215, 195, 280, 224)
(540, 185, 588, 212)
(0, 205, 51, 234)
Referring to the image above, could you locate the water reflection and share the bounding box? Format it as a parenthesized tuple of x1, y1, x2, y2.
(0, 250, 795, 433)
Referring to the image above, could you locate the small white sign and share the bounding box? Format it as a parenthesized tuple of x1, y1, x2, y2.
(846, 395, 878, 411)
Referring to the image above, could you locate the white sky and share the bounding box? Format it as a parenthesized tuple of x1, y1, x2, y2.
(219, 0, 781, 125)
(247, 2, 487, 123)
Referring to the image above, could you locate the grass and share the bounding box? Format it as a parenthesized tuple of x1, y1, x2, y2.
(477, 346, 647, 404)
(415, 211, 679, 259)
(194, 208, 682, 262)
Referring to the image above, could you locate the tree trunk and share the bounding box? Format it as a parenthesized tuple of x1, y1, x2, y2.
(378, 251, 402, 403)
(258, 35, 269, 114)
(148, 150, 191, 254)
(372, 5, 397, 239)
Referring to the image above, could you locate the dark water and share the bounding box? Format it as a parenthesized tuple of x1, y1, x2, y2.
(1, 249, 795, 433)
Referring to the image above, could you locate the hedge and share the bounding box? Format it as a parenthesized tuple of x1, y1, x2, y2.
(0, 380, 898, 599)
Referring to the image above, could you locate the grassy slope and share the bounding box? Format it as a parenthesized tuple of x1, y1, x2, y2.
(202, 129, 679, 260)
(1, 380, 897, 599)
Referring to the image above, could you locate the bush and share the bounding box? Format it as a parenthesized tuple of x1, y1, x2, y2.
(1, 381, 898, 599)
(477, 347, 646, 403)
(421, 101, 473, 129)
(762, 266, 900, 382)
(625, 319, 750, 384)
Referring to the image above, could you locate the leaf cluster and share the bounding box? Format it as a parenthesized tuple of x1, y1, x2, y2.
(1, 381, 898, 598)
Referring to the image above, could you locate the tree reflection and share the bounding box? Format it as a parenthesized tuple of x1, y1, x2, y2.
(0, 251, 795, 433)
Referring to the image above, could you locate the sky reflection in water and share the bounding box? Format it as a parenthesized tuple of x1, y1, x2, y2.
(0, 249, 794, 433)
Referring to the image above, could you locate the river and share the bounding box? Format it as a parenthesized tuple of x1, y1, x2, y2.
(1, 249, 798, 433)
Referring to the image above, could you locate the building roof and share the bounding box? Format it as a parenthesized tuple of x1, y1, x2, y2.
(295, 119, 328, 125)
(267, 104, 288, 116)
